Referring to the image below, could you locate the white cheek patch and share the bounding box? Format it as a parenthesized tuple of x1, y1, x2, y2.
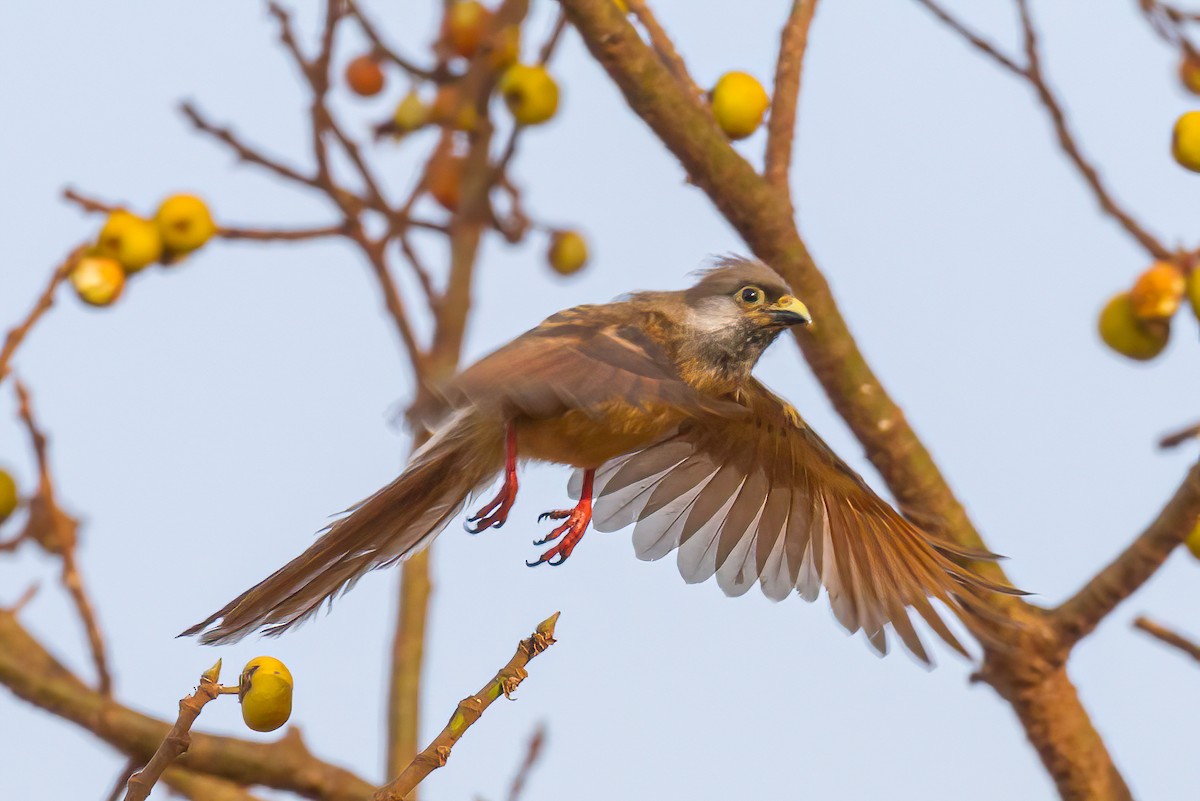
(685, 297, 741, 334)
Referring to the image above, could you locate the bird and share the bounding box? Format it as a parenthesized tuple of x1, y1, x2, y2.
(183, 257, 1021, 662)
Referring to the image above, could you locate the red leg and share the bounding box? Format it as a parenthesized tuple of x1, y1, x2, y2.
(465, 424, 518, 533)
(527, 469, 595, 567)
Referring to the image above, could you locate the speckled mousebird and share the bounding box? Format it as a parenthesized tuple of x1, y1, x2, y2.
(184, 257, 1021, 662)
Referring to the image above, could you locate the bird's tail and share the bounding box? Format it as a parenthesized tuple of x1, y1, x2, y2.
(181, 410, 503, 645)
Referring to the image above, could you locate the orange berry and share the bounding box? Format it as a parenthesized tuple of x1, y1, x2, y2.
(1181, 56, 1200, 96)
(446, 1, 491, 59)
(427, 150, 464, 212)
(346, 55, 385, 97)
(1129, 262, 1185, 321)
(71, 255, 126, 307)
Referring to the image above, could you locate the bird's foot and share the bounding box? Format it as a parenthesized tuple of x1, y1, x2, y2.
(527, 499, 593, 567)
(465, 479, 518, 533)
(466, 423, 519, 534)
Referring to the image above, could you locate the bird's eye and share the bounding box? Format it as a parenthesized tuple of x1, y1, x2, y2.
(739, 286, 763, 304)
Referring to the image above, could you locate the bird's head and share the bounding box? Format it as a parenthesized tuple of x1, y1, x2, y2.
(677, 257, 812, 381)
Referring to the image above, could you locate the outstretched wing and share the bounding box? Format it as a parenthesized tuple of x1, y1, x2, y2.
(443, 304, 739, 420)
(581, 379, 1021, 664)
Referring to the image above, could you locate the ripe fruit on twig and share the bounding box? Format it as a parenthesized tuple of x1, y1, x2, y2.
(393, 90, 429, 134)
(71, 255, 126, 307)
(547, 230, 588, 275)
(430, 84, 478, 132)
(427, 149, 465, 211)
(446, 1, 490, 59)
(346, 55, 385, 97)
(97, 211, 162, 273)
(1173, 111, 1200, 172)
(0, 469, 17, 523)
(1097, 292, 1169, 361)
(239, 656, 293, 733)
(155, 194, 216, 255)
(1129, 262, 1186, 321)
(1181, 56, 1200, 96)
(710, 71, 769, 140)
(499, 64, 559, 126)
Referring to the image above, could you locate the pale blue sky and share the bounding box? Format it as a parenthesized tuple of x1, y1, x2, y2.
(2, 1, 1199, 799)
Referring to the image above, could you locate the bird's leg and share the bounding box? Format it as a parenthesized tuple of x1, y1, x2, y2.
(465, 423, 519, 533)
(527, 469, 595, 567)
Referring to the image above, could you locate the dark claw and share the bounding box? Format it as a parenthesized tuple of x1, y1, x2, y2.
(526, 556, 547, 567)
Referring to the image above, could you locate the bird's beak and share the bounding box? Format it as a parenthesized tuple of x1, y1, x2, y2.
(768, 295, 813, 327)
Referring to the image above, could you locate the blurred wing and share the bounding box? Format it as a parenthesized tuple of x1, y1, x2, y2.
(585, 379, 1021, 664)
(446, 304, 738, 419)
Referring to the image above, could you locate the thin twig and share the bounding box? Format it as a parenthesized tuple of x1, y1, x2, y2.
(1160, 420, 1200, 450)
(911, 0, 1024, 75)
(1014, 0, 1170, 260)
(504, 724, 546, 801)
(1133, 615, 1200, 663)
(217, 224, 348, 242)
(372, 613, 561, 801)
(625, 0, 706, 103)
(104, 760, 140, 801)
(161, 769, 269, 801)
(912, 0, 1171, 260)
(15, 379, 113, 696)
(763, 0, 820, 194)
(0, 246, 84, 387)
(345, 0, 443, 81)
(1054, 459, 1200, 647)
(123, 661, 225, 801)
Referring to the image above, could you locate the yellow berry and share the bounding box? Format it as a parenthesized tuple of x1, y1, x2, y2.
(499, 64, 559, 126)
(239, 656, 294, 733)
(0, 468, 17, 523)
(393, 90, 429, 134)
(71, 255, 126, 307)
(1187, 268, 1200, 321)
(155, 194, 216, 255)
(1098, 292, 1169, 361)
(1186, 518, 1200, 559)
(346, 55, 385, 97)
(547, 230, 588, 275)
(97, 211, 162, 273)
(446, 1, 490, 60)
(1129, 262, 1186, 321)
(1173, 111, 1200, 172)
(1181, 57, 1200, 96)
(710, 71, 770, 140)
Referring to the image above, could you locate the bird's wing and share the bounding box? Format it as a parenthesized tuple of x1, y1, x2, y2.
(444, 304, 738, 420)
(584, 379, 1021, 664)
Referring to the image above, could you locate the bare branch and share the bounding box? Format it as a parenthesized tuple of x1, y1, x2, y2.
(161, 769, 269, 801)
(1054, 460, 1200, 647)
(0, 246, 83, 388)
(1014, 0, 1171, 260)
(911, 0, 1024, 75)
(504, 724, 546, 801)
(217, 224, 348, 242)
(180, 103, 330, 196)
(1160, 420, 1200, 450)
(346, 0, 443, 81)
(1134, 615, 1200, 664)
(123, 660, 225, 801)
(625, 0, 706, 105)
(15, 379, 113, 696)
(764, 0, 820, 194)
(372, 614, 560, 801)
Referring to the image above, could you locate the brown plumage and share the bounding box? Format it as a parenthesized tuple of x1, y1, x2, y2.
(183, 257, 1022, 662)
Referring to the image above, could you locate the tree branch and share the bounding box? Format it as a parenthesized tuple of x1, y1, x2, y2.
(1133, 615, 1200, 664)
(1054, 460, 1200, 648)
(0, 609, 374, 801)
(763, 0, 820, 194)
(372, 613, 560, 801)
(15, 379, 113, 697)
(123, 660, 224, 801)
(0, 246, 83, 387)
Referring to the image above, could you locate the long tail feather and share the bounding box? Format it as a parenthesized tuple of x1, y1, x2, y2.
(181, 411, 502, 644)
